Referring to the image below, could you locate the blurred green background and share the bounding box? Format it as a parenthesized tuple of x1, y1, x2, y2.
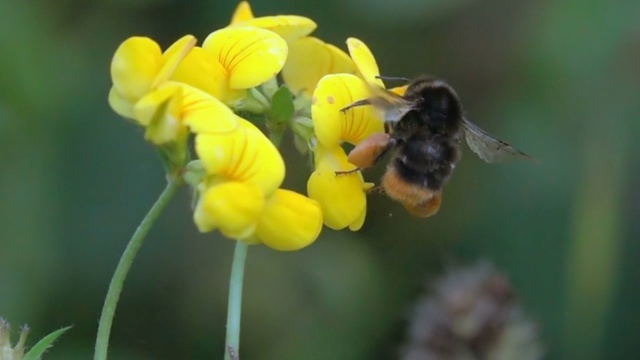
(1, 0, 639, 359)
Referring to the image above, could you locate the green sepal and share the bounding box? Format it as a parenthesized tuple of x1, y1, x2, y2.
(293, 93, 312, 118)
(293, 133, 309, 155)
(234, 88, 270, 114)
(156, 132, 189, 179)
(23, 326, 72, 360)
(259, 77, 279, 99)
(266, 85, 295, 144)
(290, 116, 314, 141)
(267, 85, 295, 126)
(183, 160, 205, 188)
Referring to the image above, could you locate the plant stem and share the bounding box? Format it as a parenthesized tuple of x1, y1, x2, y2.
(223, 112, 282, 360)
(94, 179, 181, 360)
(224, 241, 249, 360)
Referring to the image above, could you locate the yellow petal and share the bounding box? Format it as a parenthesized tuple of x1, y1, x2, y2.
(348, 204, 367, 231)
(229, 1, 254, 24)
(389, 84, 409, 96)
(346, 37, 384, 87)
(327, 43, 358, 74)
(160, 82, 238, 134)
(133, 84, 181, 126)
(235, 16, 317, 43)
(312, 74, 384, 148)
(256, 189, 323, 251)
(111, 37, 162, 101)
(108, 87, 135, 119)
(133, 85, 182, 144)
(307, 146, 367, 230)
(203, 27, 288, 89)
(170, 46, 245, 105)
(195, 120, 285, 195)
(281, 37, 357, 96)
(197, 181, 265, 239)
(153, 34, 197, 88)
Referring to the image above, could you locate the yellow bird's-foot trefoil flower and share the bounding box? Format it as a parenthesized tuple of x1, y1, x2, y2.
(109, 35, 196, 122)
(307, 145, 374, 231)
(282, 37, 357, 97)
(170, 1, 317, 112)
(305, 38, 392, 231)
(228, 1, 317, 43)
(192, 120, 323, 251)
(171, 26, 289, 109)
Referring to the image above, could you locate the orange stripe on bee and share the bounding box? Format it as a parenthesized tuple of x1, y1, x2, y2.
(382, 167, 442, 217)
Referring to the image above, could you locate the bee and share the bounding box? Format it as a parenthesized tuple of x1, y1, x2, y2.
(339, 75, 531, 217)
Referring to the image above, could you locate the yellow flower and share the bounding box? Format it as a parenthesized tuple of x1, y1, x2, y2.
(171, 26, 288, 106)
(227, 2, 352, 96)
(255, 189, 323, 251)
(345, 37, 385, 87)
(132, 81, 238, 143)
(109, 35, 196, 119)
(311, 73, 384, 149)
(228, 1, 317, 43)
(193, 118, 322, 250)
(306, 38, 391, 231)
(196, 180, 265, 240)
(108, 35, 239, 144)
(307, 145, 373, 231)
(282, 37, 357, 96)
(195, 120, 285, 196)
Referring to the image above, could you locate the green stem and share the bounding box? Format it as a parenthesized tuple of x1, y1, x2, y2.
(224, 241, 249, 360)
(223, 99, 282, 360)
(94, 179, 182, 360)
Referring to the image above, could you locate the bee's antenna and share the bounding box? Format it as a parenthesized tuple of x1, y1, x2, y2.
(340, 99, 371, 113)
(376, 75, 411, 83)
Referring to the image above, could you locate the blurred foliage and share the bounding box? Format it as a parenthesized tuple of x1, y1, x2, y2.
(1, 0, 639, 359)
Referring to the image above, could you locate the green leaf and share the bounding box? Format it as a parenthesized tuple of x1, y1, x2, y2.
(23, 326, 71, 360)
(268, 85, 295, 126)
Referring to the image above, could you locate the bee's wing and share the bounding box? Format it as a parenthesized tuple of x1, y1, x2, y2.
(361, 84, 416, 123)
(462, 118, 532, 163)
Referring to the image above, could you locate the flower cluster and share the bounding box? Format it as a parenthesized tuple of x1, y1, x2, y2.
(108, 1, 399, 245)
(108, 2, 327, 251)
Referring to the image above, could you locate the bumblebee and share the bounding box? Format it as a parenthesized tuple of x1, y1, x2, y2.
(340, 75, 531, 217)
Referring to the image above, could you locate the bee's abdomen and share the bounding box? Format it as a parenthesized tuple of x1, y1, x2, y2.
(392, 136, 460, 191)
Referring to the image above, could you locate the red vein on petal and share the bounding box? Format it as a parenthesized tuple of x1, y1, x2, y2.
(226, 38, 271, 75)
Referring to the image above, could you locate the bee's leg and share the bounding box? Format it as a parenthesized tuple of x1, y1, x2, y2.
(346, 133, 396, 171)
(375, 75, 411, 83)
(367, 185, 386, 194)
(334, 137, 395, 176)
(373, 137, 396, 164)
(340, 99, 371, 113)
